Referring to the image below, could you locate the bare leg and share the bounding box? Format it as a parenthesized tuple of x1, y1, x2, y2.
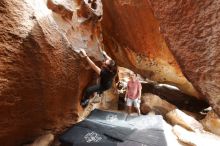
(127, 106, 132, 115)
(136, 107, 141, 116)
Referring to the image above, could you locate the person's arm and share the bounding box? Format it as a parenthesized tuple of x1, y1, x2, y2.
(124, 88, 128, 101)
(80, 49, 101, 75)
(102, 50, 111, 60)
(85, 56, 101, 75)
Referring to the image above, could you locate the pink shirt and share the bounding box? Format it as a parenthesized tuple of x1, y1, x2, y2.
(127, 80, 142, 99)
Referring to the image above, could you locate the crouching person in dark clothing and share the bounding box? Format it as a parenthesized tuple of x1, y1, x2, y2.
(80, 49, 117, 108)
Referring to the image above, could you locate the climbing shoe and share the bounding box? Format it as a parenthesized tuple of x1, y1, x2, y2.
(80, 98, 90, 108)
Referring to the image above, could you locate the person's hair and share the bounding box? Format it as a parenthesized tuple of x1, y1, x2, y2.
(104, 60, 117, 75)
(130, 73, 136, 76)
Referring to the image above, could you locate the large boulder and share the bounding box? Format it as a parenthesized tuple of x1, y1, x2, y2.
(0, 0, 103, 145)
(148, 0, 220, 115)
(163, 121, 190, 146)
(142, 82, 209, 112)
(27, 133, 54, 146)
(101, 0, 199, 98)
(141, 93, 176, 115)
(200, 111, 220, 136)
(173, 125, 220, 146)
(166, 109, 203, 132)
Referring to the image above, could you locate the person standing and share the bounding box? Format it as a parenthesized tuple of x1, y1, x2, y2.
(125, 73, 142, 115)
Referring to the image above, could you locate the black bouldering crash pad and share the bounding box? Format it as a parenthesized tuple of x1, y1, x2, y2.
(126, 114, 164, 130)
(59, 126, 117, 146)
(78, 119, 135, 141)
(60, 109, 167, 146)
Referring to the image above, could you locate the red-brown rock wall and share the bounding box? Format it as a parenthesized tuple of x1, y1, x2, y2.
(0, 0, 102, 145)
(148, 0, 220, 115)
(101, 0, 199, 98)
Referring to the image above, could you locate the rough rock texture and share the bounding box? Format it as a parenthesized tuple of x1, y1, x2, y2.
(200, 111, 220, 136)
(163, 121, 190, 146)
(0, 0, 103, 145)
(141, 93, 176, 115)
(142, 82, 209, 112)
(27, 133, 54, 146)
(148, 0, 220, 115)
(101, 0, 199, 98)
(166, 109, 203, 132)
(173, 125, 220, 146)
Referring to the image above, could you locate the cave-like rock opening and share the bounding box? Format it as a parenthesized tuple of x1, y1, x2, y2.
(0, 0, 219, 146)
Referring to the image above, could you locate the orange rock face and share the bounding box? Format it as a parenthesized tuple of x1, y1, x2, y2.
(148, 0, 220, 115)
(0, 0, 102, 145)
(1, 0, 219, 145)
(101, 0, 199, 98)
